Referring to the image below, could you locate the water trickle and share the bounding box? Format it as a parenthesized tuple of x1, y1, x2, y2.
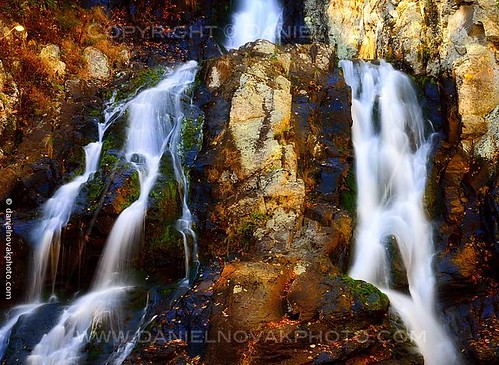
(340, 60, 459, 365)
(28, 98, 120, 302)
(225, 0, 283, 50)
(26, 61, 198, 364)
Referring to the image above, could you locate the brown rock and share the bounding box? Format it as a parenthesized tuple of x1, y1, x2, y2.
(213, 261, 290, 331)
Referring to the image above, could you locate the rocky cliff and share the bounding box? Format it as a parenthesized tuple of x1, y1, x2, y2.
(0, 1, 498, 364)
(304, 0, 499, 159)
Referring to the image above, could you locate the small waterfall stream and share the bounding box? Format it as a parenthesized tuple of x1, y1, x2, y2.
(340, 60, 459, 364)
(0, 97, 124, 359)
(29, 121, 110, 302)
(26, 61, 198, 364)
(225, 0, 283, 50)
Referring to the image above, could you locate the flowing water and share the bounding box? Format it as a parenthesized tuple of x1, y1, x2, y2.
(225, 0, 282, 50)
(0, 97, 125, 360)
(339, 60, 459, 364)
(29, 121, 110, 302)
(26, 61, 198, 364)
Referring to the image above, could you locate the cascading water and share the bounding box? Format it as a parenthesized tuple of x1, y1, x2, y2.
(0, 98, 123, 360)
(29, 125, 104, 302)
(340, 60, 459, 364)
(225, 0, 283, 50)
(27, 61, 198, 365)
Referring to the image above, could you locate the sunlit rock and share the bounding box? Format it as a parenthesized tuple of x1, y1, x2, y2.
(83, 46, 110, 80)
(454, 44, 499, 155)
(39, 44, 66, 77)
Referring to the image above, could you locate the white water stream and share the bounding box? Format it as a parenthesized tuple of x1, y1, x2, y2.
(340, 60, 459, 364)
(0, 96, 124, 360)
(225, 0, 283, 50)
(26, 61, 198, 365)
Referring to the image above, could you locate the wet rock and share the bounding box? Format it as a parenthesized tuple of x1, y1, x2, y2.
(324, 210, 352, 271)
(442, 289, 499, 364)
(3, 303, 65, 364)
(124, 263, 222, 364)
(288, 262, 389, 327)
(384, 235, 409, 292)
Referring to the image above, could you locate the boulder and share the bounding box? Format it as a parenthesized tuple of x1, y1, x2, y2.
(83, 46, 110, 80)
(39, 44, 66, 77)
(287, 261, 389, 327)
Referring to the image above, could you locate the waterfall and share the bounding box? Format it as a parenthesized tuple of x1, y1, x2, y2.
(0, 97, 124, 360)
(28, 124, 107, 302)
(225, 0, 282, 50)
(340, 60, 459, 364)
(26, 61, 198, 365)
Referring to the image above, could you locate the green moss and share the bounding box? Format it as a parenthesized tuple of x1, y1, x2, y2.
(180, 115, 204, 160)
(340, 166, 357, 215)
(84, 175, 105, 204)
(147, 157, 184, 250)
(150, 225, 182, 249)
(99, 152, 119, 173)
(88, 106, 103, 118)
(116, 67, 167, 102)
(340, 275, 389, 311)
(119, 170, 141, 210)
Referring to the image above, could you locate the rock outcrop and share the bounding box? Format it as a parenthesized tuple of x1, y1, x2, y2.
(181, 40, 419, 364)
(197, 40, 306, 254)
(194, 40, 354, 262)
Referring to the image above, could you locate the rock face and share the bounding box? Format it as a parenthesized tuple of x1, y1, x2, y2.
(454, 44, 499, 156)
(194, 40, 354, 262)
(197, 40, 306, 254)
(186, 40, 420, 364)
(304, 0, 499, 158)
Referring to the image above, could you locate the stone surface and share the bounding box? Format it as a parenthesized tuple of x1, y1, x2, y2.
(287, 261, 389, 326)
(196, 40, 307, 254)
(454, 44, 499, 154)
(202, 259, 397, 365)
(83, 46, 110, 80)
(39, 44, 66, 77)
(476, 105, 499, 160)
